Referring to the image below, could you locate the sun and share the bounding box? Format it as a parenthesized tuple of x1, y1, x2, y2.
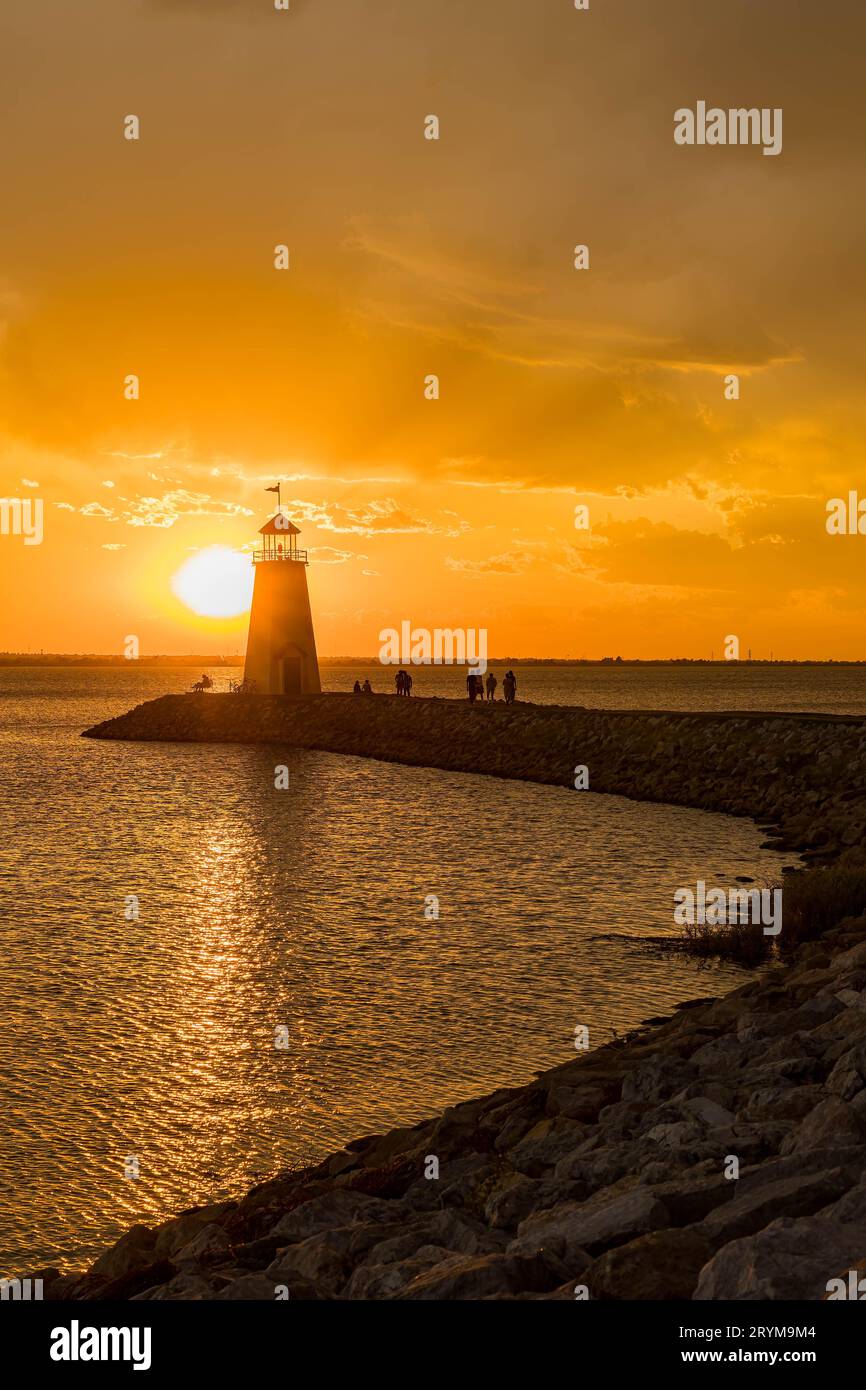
(171, 546, 254, 618)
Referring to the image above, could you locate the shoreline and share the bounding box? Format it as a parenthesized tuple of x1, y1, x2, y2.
(33, 695, 866, 1299)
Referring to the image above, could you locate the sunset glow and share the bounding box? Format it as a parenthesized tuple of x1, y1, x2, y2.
(171, 547, 253, 619)
(2, 1, 865, 661)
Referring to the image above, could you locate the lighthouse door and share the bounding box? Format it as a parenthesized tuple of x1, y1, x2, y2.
(276, 653, 302, 695)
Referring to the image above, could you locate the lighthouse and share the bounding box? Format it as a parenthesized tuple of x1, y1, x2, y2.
(243, 508, 321, 695)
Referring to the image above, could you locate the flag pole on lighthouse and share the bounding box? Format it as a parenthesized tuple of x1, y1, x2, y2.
(266, 481, 281, 512)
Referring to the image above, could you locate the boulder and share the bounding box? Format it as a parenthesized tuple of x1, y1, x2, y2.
(695, 1180, 866, 1299)
(364, 1209, 494, 1264)
(621, 1057, 697, 1103)
(154, 1203, 235, 1260)
(699, 1168, 852, 1248)
(173, 1223, 232, 1266)
(680, 1097, 735, 1129)
(585, 1227, 713, 1300)
(213, 1273, 284, 1300)
(826, 1042, 866, 1100)
(90, 1225, 156, 1282)
(547, 1082, 619, 1121)
(780, 1097, 866, 1155)
(398, 1251, 558, 1300)
(510, 1186, 669, 1261)
(343, 1246, 456, 1299)
(508, 1119, 587, 1177)
(268, 1190, 401, 1243)
(132, 1272, 215, 1301)
(265, 1233, 353, 1294)
(484, 1174, 542, 1230)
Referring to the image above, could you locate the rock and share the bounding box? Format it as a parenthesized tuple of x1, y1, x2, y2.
(699, 1169, 852, 1248)
(643, 1119, 704, 1151)
(364, 1209, 494, 1264)
(648, 1172, 735, 1226)
(132, 1272, 216, 1301)
(690, 1035, 765, 1074)
(826, 1042, 866, 1100)
(493, 1095, 547, 1151)
(738, 1084, 825, 1122)
(398, 1252, 558, 1300)
(780, 1097, 866, 1155)
(509, 1119, 586, 1177)
(694, 1187, 866, 1300)
(268, 1191, 401, 1243)
(401, 1152, 493, 1212)
(547, 1083, 618, 1121)
(681, 1097, 735, 1129)
(352, 1123, 428, 1170)
(213, 1273, 284, 1300)
(343, 1246, 456, 1299)
(510, 1186, 669, 1261)
(85, 1259, 177, 1301)
(553, 1139, 639, 1190)
(585, 1227, 713, 1300)
(154, 1203, 235, 1260)
(672, 1080, 737, 1110)
(90, 1225, 157, 1282)
(265, 1233, 353, 1294)
(621, 1057, 697, 1103)
(830, 941, 866, 974)
(173, 1223, 232, 1266)
(597, 1100, 660, 1141)
(484, 1174, 542, 1230)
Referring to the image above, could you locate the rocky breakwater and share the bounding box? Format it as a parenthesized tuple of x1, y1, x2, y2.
(37, 922, 866, 1300)
(54, 693, 866, 1300)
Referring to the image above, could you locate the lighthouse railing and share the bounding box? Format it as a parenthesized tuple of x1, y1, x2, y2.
(252, 548, 308, 564)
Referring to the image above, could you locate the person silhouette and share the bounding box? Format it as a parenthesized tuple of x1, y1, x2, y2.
(485, 671, 497, 701)
(353, 679, 362, 694)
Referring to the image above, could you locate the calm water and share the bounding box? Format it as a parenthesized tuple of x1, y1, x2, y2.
(328, 662, 866, 712)
(0, 667, 800, 1276)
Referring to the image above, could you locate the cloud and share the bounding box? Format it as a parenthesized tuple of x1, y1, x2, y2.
(446, 540, 591, 577)
(79, 502, 116, 519)
(122, 491, 254, 529)
(307, 545, 354, 565)
(286, 497, 465, 538)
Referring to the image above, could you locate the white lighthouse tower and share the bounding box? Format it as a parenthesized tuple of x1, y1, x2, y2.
(243, 505, 321, 695)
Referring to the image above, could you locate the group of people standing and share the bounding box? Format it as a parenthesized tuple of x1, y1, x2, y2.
(466, 669, 517, 704)
(352, 667, 518, 702)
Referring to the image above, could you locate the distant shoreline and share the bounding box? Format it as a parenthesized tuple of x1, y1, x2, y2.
(4, 655, 866, 668)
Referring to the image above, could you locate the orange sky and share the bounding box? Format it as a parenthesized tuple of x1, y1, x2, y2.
(2, 0, 866, 658)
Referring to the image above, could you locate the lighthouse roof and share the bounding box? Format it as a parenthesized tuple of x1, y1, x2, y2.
(259, 512, 300, 536)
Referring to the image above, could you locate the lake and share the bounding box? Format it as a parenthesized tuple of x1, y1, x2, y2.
(0, 666, 800, 1275)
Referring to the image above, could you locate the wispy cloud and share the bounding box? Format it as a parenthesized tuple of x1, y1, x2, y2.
(286, 497, 466, 538)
